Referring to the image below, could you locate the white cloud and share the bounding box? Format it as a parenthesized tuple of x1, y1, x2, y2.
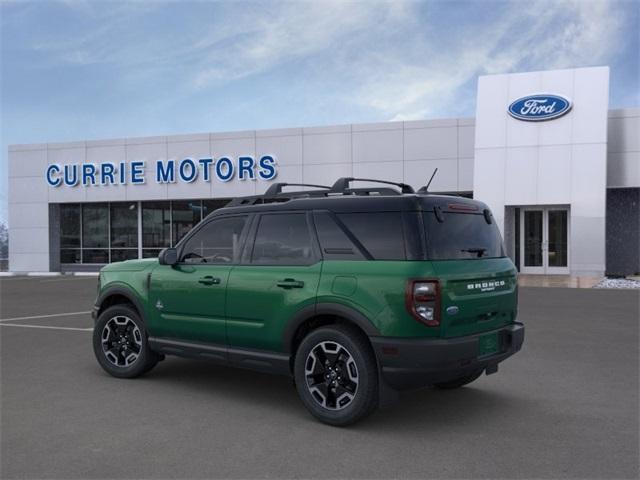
(15, 0, 630, 121)
(190, 1, 413, 89)
(349, 0, 626, 120)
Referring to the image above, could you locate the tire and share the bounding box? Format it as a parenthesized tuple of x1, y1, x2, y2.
(434, 369, 483, 389)
(93, 304, 159, 379)
(294, 325, 378, 426)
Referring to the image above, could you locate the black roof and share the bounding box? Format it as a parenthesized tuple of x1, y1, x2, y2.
(212, 194, 485, 216)
(207, 177, 488, 218)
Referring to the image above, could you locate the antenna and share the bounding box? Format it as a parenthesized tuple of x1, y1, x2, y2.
(422, 168, 438, 193)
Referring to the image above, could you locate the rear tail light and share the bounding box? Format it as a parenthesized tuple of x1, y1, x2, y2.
(405, 279, 440, 327)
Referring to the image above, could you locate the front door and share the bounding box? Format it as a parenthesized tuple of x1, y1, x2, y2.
(519, 208, 569, 274)
(148, 215, 250, 344)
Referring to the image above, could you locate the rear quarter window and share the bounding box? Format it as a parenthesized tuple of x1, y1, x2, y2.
(423, 211, 505, 260)
(337, 212, 406, 260)
(313, 212, 365, 260)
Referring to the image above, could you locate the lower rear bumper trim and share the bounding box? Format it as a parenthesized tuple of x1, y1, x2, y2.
(370, 323, 525, 390)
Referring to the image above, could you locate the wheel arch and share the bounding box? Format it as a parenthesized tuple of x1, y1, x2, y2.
(283, 303, 380, 356)
(96, 286, 146, 322)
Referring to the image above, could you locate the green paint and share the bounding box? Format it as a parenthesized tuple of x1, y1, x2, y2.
(98, 255, 517, 352)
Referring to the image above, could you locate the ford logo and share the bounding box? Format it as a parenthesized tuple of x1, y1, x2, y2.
(508, 94, 572, 121)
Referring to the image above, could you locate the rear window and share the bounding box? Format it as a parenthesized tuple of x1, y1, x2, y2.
(423, 212, 505, 260)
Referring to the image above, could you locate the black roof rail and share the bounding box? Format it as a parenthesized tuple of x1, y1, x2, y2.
(342, 187, 403, 196)
(264, 182, 330, 196)
(331, 177, 415, 194)
(225, 177, 416, 208)
(225, 183, 333, 207)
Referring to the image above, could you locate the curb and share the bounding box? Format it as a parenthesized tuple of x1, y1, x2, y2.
(0, 272, 99, 277)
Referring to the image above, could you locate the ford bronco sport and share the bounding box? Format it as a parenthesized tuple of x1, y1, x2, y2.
(92, 177, 524, 426)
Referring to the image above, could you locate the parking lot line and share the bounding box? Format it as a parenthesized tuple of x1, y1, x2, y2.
(0, 311, 91, 323)
(39, 277, 97, 283)
(0, 323, 93, 331)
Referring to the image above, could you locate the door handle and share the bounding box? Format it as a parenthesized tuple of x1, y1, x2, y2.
(198, 276, 221, 286)
(276, 278, 305, 289)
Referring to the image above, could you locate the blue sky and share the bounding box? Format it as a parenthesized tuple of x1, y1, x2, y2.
(1, 0, 638, 224)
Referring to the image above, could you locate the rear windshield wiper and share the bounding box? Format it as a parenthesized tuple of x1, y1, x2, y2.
(461, 247, 487, 258)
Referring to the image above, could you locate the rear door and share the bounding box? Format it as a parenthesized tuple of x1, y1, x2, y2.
(148, 215, 249, 344)
(225, 212, 322, 352)
(423, 210, 518, 338)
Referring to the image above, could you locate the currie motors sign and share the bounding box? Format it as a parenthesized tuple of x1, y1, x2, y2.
(508, 94, 572, 122)
(45, 155, 277, 187)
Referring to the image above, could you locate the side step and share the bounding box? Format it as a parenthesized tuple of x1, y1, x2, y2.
(148, 337, 291, 376)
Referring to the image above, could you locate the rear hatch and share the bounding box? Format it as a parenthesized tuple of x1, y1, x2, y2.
(423, 208, 518, 338)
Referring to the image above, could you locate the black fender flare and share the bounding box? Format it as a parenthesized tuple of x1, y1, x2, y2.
(282, 302, 381, 353)
(94, 286, 146, 324)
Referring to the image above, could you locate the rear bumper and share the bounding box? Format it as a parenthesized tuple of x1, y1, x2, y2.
(370, 323, 524, 391)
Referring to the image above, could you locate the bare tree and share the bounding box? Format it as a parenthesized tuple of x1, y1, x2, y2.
(0, 221, 8, 260)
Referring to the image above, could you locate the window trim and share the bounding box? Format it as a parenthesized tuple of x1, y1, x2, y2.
(175, 213, 252, 266)
(243, 211, 321, 267)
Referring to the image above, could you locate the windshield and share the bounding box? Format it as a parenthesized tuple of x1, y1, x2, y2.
(423, 211, 505, 260)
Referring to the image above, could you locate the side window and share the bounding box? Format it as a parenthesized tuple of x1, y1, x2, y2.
(313, 212, 365, 260)
(337, 212, 406, 260)
(251, 213, 314, 265)
(180, 216, 247, 264)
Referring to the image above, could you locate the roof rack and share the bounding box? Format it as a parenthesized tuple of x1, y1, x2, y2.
(339, 187, 403, 196)
(331, 177, 415, 194)
(225, 182, 333, 207)
(225, 177, 414, 207)
(264, 182, 330, 196)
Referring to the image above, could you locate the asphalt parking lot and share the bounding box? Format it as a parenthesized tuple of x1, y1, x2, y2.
(1, 276, 638, 479)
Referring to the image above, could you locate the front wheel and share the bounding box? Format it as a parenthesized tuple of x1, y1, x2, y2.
(93, 304, 159, 378)
(294, 325, 378, 426)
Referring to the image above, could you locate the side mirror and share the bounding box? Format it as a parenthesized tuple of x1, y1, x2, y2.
(158, 248, 178, 266)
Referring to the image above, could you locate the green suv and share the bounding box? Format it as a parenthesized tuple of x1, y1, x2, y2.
(92, 178, 524, 426)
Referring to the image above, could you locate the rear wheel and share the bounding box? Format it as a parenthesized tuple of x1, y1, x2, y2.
(294, 325, 378, 426)
(434, 369, 483, 389)
(93, 305, 159, 378)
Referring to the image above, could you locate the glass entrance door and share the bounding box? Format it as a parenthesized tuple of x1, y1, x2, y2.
(547, 210, 568, 273)
(522, 210, 544, 274)
(519, 208, 569, 274)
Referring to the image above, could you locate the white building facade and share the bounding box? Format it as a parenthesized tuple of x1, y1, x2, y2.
(8, 66, 640, 276)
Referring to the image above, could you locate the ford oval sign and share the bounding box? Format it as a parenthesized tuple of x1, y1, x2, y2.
(508, 94, 572, 121)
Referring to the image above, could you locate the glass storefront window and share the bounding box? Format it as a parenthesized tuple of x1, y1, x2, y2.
(60, 249, 81, 263)
(82, 204, 109, 248)
(172, 200, 202, 245)
(60, 204, 81, 248)
(142, 249, 162, 258)
(83, 249, 109, 264)
(111, 203, 138, 248)
(142, 201, 170, 251)
(111, 249, 139, 262)
(59, 198, 232, 264)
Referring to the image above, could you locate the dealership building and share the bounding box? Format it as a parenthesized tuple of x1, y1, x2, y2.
(7, 66, 640, 276)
